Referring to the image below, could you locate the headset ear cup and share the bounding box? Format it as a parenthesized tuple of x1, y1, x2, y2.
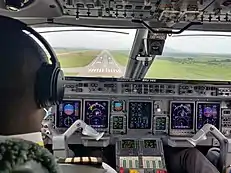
(35, 63, 54, 107)
(52, 68, 65, 104)
(35, 63, 65, 108)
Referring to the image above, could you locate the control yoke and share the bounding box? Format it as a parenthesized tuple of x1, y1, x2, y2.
(188, 124, 228, 173)
(52, 120, 104, 158)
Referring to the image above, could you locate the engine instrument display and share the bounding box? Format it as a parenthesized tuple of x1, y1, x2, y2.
(112, 116, 124, 129)
(56, 100, 81, 128)
(128, 101, 152, 129)
(170, 102, 194, 130)
(121, 140, 136, 149)
(84, 100, 109, 128)
(196, 102, 220, 130)
(144, 140, 157, 148)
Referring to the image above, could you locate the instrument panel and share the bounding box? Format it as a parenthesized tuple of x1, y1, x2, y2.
(53, 77, 231, 146)
(56, 99, 227, 136)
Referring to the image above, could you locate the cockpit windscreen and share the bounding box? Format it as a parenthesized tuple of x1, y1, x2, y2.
(128, 102, 152, 129)
(84, 100, 109, 128)
(170, 102, 194, 130)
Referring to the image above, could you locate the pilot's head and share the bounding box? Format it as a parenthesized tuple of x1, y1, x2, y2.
(0, 25, 48, 135)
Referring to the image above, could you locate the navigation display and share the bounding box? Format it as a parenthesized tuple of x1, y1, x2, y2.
(56, 100, 81, 128)
(144, 140, 157, 148)
(84, 100, 109, 128)
(170, 102, 194, 130)
(121, 140, 136, 149)
(128, 102, 152, 129)
(196, 102, 220, 130)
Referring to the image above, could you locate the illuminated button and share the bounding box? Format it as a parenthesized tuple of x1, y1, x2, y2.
(156, 169, 167, 173)
(129, 169, 138, 173)
(120, 167, 124, 173)
(123, 160, 127, 168)
(129, 160, 133, 168)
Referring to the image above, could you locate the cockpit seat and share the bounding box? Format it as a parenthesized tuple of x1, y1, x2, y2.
(57, 157, 106, 173)
(206, 148, 220, 168)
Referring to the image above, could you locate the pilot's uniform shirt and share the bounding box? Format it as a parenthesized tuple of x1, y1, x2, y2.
(5, 132, 44, 147)
(2, 132, 114, 173)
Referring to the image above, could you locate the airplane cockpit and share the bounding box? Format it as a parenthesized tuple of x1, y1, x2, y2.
(2, 0, 231, 173)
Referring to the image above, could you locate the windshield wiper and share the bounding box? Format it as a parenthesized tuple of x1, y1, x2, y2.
(37, 29, 129, 35)
(171, 34, 231, 37)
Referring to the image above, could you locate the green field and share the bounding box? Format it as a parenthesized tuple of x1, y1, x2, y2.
(146, 59, 231, 80)
(55, 49, 231, 80)
(57, 50, 100, 68)
(110, 50, 129, 66)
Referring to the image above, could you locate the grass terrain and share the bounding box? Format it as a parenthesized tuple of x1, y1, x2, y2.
(146, 57, 231, 80)
(110, 50, 130, 66)
(54, 48, 231, 80)
(56, 50, 100, 68)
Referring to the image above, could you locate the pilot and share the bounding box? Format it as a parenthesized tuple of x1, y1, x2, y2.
(0, 16, 111, 173)
(0, 18, 61, 172)
(165, 147, 220, 173)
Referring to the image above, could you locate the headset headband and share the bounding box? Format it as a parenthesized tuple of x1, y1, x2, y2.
(0, 15, 60, 68)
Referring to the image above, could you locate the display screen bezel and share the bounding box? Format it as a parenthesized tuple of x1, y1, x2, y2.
(127, 100, 153, 130)
(55, 99, 82, 128)
(83, 99, 110, 129)
(169, 101, 195, 131)
(196, 102, 221, 130)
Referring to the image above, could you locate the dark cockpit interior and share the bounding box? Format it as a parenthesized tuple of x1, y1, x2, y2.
(1, 0, 231, 173)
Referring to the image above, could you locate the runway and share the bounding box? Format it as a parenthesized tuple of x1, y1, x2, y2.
(62, 50, 124, 77)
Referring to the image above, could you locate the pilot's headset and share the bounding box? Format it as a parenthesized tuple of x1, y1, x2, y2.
(0, 15, 65, 107)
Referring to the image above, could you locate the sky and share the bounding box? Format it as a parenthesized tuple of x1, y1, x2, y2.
(35, 27, 231, 54)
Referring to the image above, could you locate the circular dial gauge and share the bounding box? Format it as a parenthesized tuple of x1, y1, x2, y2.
(171, 103, 194, 129)
(64, 117, 74, 127)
